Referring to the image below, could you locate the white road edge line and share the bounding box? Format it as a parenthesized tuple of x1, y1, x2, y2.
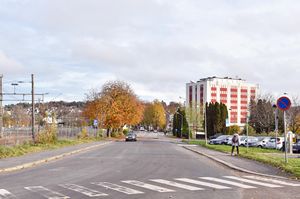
(122, 180, 175, 193)
(244, 176, 300, 187)
(223, 176, 283, 188)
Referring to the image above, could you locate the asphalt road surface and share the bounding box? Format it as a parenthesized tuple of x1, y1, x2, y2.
(0, 131, 300, 199)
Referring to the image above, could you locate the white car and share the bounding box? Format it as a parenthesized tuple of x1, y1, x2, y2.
(265, 137, 284, 150)
(256, 137, 271, 148)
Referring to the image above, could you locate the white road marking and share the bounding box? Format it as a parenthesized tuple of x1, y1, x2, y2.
(59, 184, 108, 197)
(244, 176, 300, 187)
(150, 179, 204, 191)
(24, 186, 70, 199)
(200, 177, 256, 189)
(224, 176, 283, 188)
(0, 189, 16, 199)
(122, 180, 175, 192)
(91, 182, 144, 195)
(175, 178, 231, 189)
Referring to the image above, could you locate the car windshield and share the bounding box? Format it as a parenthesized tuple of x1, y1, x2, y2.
(216, 135, 227, 139)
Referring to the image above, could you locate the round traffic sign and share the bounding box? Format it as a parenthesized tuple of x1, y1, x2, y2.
(277, 96, 291, 111)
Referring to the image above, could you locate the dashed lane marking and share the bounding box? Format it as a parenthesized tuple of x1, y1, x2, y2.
(244, 176, 300, 187)
(91, 182, 144, 195)
(0, 189, 16, 199)
(224, 176, 283, 188)
(150, 179, 204, 191)
(122, 180, 175, 193)
(175, 178, 231, 189)
(24, 186, 70, 199)
(200, 177, 256, 189)
(59, 184, 108, 197)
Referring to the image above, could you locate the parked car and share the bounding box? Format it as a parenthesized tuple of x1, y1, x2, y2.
(256, 137, 271, 148)
(125, 132, 137, 141)
(239, 136, 247, 146)
(209, 135, 229, 145)
(265, 137, 284, 150)
(293, 140, 300, 153)
(245, 137, 259, 147)
(225, 135, 233, 145)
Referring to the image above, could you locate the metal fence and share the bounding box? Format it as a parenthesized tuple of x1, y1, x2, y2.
(0, 126, 104, 146)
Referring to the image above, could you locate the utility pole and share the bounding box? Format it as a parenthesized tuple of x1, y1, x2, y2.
(31, 74, 35, 142)
(0, 74, 3, 138)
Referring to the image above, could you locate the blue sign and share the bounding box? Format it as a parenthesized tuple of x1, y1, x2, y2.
(277, 96, 291, 111)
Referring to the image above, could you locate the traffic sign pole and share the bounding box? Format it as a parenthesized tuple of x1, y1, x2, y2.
(284, 111, 288, 164)
(277, 96, 291, 164)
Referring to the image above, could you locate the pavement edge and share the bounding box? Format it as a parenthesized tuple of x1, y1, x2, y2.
(183, 145, 290, 180)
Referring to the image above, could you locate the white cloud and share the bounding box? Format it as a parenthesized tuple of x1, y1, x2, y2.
(0, 51, 24, 74)
(1, 0, 300, 103)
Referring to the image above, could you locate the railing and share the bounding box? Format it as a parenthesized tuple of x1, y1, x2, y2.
(0, 126, 104, 146)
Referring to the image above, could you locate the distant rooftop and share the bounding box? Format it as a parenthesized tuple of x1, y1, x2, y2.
(197, 76, 245, 82)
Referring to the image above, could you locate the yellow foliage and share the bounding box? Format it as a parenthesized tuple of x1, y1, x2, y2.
(83, 81, 144, 130)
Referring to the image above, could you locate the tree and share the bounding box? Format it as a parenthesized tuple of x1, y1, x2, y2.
(141, 100, 166, 130)
(286, 96, 300, 134)
(172, 107, 189, 138)
(83, 81, 144, 137)
(206, 102, 228, 137)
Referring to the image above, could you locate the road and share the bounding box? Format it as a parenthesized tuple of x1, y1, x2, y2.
(0, 131, 300, 199)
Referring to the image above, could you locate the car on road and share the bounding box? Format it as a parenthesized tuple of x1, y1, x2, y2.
(265, 137, 284, 150)
(255, 137, 271, 148)
(125, 132, 137, 142)
(209, 135, 229, 145)
(293, 140, 300, 153)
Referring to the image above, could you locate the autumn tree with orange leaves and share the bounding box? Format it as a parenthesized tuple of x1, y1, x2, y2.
(83, 81, 144, 137)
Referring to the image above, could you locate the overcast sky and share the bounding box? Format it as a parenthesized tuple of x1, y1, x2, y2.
(1, 0, 300, 104)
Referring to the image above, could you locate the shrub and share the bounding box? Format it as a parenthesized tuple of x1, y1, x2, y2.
(123, 128, 129, 135)
(242, 124, 256, 136)
(78, 128, 89, 139)
(36, 124, 58, 144)
(226, 125, 240, 135)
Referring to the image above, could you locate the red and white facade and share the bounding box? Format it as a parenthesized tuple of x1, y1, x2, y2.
(186, 77, 259, 126)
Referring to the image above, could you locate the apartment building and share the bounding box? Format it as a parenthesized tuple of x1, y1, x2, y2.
(186, 76, 259, 126)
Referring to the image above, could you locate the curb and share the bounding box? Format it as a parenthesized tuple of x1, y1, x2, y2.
(183, 146, 290, 180)
(0, 141, 112, 173)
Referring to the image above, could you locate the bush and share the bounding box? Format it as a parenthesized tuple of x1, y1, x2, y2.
(242, 124, 256, 136)
(36, 124, 58, 144)
(226, 125, 240, 135)
(78, 128, 89, 139)
(123, 128, 129, 136)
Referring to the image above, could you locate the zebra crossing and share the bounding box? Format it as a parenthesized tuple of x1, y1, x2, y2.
(1, 175, 300, 198)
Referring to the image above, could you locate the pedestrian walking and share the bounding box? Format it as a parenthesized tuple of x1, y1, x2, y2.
(231, 133, 240, 156)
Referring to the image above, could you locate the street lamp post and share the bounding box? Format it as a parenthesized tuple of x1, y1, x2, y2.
(204, 104, 207, 145)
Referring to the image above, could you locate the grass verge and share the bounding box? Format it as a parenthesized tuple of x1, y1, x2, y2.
(185, 139, 300, 179)
(0, 138, 102, 159)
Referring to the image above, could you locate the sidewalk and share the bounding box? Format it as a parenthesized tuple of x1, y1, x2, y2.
(0, 141, 110, 172)
(183, 144, 292, 178)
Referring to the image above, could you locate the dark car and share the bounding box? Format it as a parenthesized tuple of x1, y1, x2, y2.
(125, 132, 137, 142)
(209, 135, 229, 145)
(293, 140, 300, 153)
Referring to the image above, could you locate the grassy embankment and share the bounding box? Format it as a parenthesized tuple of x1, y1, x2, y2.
(0, 138, 101, 159)
(185, 139, 300, 178)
